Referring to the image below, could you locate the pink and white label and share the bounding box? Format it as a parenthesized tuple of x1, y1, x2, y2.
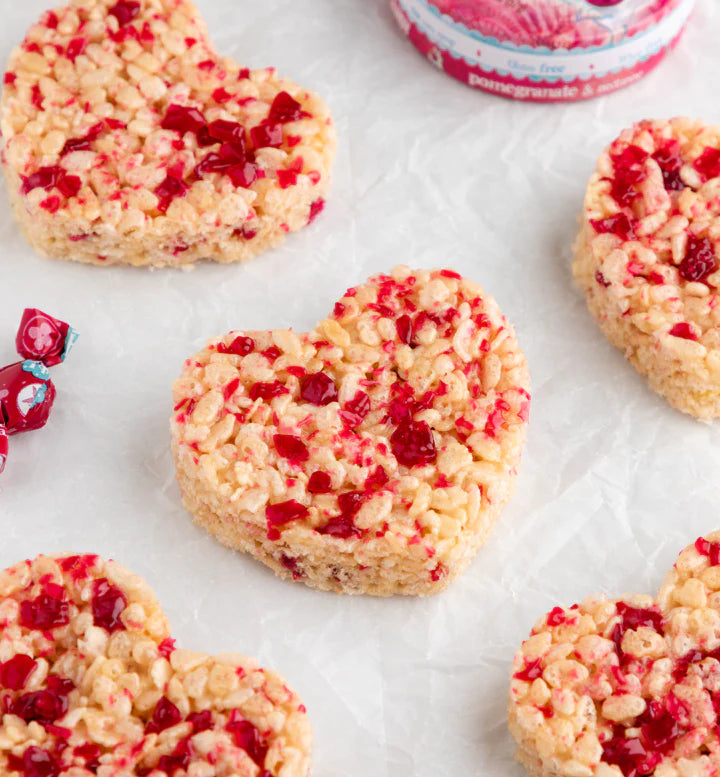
(392, 0, 695, 101)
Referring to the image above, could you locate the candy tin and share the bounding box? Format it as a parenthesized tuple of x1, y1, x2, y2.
(390, 0, 696, 102)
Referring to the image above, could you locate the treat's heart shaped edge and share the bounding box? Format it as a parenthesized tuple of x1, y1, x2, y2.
(508, 532, 720, 777)
(0, 552, 312, 777)
(171, 266, 531, 597)
(0, 0, 336, 267)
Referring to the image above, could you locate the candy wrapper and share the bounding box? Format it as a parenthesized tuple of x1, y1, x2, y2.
(0, 308, 78, 473)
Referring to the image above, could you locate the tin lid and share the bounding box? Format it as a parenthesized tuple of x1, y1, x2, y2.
(427, 0, 686, 49)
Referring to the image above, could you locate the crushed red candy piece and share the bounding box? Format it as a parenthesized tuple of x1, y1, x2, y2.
(161, 104, 206, 135)
(20, 587, 70, 631)
(65, 37, 87, 62)
(207, 119, 245, 146)
(11, 676, 74, 724)
(396, 314, 413, 345)
(611, 601, 664, 658)
(652, 141, 684, 192)
(273, 434, 309, 464)
(226, 712, 268, 766)
(250, 123, 283, 149)
(31, 84, 43, 109)
(695, 536, 720, 565)
(91, 578, 127, 633)
(602, 729, 653, 777)
(609, 145, 648, 206)
(300, 372, 338, 406)
(17, 747, 60, 777)
(187, 709, 213, 732)
(266, 499, 309, 526)
(0, 654, 38, 690)
(249, 381, 288, 401)
(546, 606, 567, 626)
(4, 72, 17, 85)
(365, 465, 389, 491)
(268, 91, 304, 124)
(108, 0, 140, 26)
(73, 743, 101, 771)
(217, 335, 255, 356)
(590, 213, 634, 240)
(308, 198, 325, 223)
(158, 637, 176, 659)
(154, 173, 189, 214)
(693, 147, 720, 181)
(668, 323, 698, 341)
(339, 391, 371, 427)
(146, 695, 182, 734)
(307, 471, 332, 493)
(678, 236, 717, 284)
(61, 121, 105, 155)
(513, 657, 543, 682)
(390, 419, 436, 467)
(317, 490, 366, 540)
(212, 87, 232, 103)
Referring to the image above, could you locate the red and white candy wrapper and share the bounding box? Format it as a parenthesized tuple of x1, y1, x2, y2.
(0, 308, 78, 473)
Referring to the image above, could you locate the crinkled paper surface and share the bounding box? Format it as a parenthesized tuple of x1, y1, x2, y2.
(1, 1, 719, 774)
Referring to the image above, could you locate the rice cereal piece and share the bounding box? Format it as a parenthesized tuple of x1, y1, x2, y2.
(0, 0, 336, 267)
(0, 553, 312, 776)
(573, 118, 720, 420)
(508, 531, 720, 777)
(170, 266, 531, 596)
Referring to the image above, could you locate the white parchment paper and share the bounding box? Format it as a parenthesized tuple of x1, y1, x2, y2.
(1, 1, 720, 774)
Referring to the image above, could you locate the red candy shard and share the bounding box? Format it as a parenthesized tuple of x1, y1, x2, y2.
(609, 145, 648, 206)
(273, 433, 309, 463)
(546, 606, 566, 626)
(307, 471, 332, 493)
(226, 712, 268, 766)
(91, 578, 127, 633)
(20, 588, 70, 631)
(513, 657, 543, 682)
(217, 335, 255, 356)
(668, 323, 698, 341)
(207, 119, 246, 146)
(187, 709, 213, 732)
(611, 601, 664, 659)
(266, 499, 309, 526)
(300, 372, 338, 406)
(154, 173, 189, 214)
(695, 536, 720, 565)
(250, 122, 283, 149)
(160, 104, 206, 135)
(693, 147, 720, 181)
(61, 121, 105, 155)
(390, 419, 437, 468)
(11, 676, 74, 724)
(308, 198, 325, 223)
(339, 391, 371, 427)
(146, 695, 182, 733)
(590, 213, 634, 241)
(652, 141, 684, 192)
(108, 0, 140, 26)
(249, 380, 288, 401)
(267, 91, 304, 124)
(0, 654, 38, 690)
(396, 314, 414, 345)
(678, 236, 717, 284)
(18, 747, 60, 777)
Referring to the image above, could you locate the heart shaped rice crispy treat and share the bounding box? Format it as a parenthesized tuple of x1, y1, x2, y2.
(573, 118, 720, 419)
(0, 0, 336, 267)
(171, 266, 531, 596)
(509, 532, 720, 777)
(0, 553, 312, 776)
